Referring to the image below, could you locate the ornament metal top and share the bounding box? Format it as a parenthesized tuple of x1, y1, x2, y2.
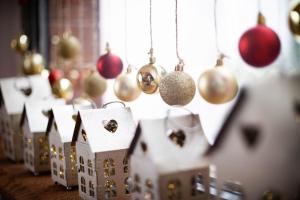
(198, 55, 238, 104)
(97, 43, 123, 79)
(137, 50, 166, 94)
(239, 12, 281, 67)
(289, 0, 300, 44)
(11, 34, 29, 54)
(159, 60, 196, 106)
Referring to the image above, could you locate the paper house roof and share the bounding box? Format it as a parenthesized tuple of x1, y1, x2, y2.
(72, 107, 136, 153)
(128, 115, 209, 174)
(20, 98, 65, 133)
(0, 75, 52, 115)
(46, 104, 92, 143)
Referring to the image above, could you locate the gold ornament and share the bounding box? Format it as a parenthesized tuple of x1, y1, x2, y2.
(58, 33, 81, 59)
(11, 34, 29, 54)
(137, 56, 166, 94)
(114, 66, 141, 102)
(52, 78, 74, 101)
(84, 71, 107, 98)
(73, 97, 94, 107)
(289, 0, 300, 43)
(159, 63, 196, 106)
(197, 56, 238, 104)
(22, 52, 45, 75)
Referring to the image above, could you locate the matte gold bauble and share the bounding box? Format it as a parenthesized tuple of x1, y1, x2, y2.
(52, 78, 74, 101)
(114, 67, 141, 102)
(289, 0, 300, 43)
(11, 34, 29, 54)
(159, 65, 196, 106)
(198, 63, 238, 104)
(137, 57, 166, 94)
(84, 71, 107, 98)
(22, 52, 45, 75)
(58, 33, 81, 59)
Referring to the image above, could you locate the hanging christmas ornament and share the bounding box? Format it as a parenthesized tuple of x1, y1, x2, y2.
(97, 43, 123, 79)
(22, 52, 45, 75)
(48, 68, 63, 85)
(288, 0, 300, 43)
(52, 78, 74, 101)
(84, 70, 107, 98)
(11, 34, 29, 54)
(198, 0, 238, 104)
(137, 0, 166, 94)
(159, 0, 195, 106)
(73, 96, 95, 107)
(114, 66, 141, 102)
(58, 33, 81, 60)
(239, 0, 281, 68)
(198, 56, 238, 104)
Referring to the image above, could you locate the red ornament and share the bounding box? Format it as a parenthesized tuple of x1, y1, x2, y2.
(48, 69, 63, 85)
(239, 25, 281, 67)
(97, 52, 123, 79)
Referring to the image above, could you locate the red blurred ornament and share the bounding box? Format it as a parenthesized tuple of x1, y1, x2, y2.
(239, 13, 281, 68)
(18, 0, 29, 6)
(97, 43, 123, 79)
(48, 69, 63, 85)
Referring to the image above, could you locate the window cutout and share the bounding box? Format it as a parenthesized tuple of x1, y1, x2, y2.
(294, 101, 300, 123)
(167, 179, 182, 200)
(59, 165, 64, 179)
(81, 177, 86, 193)
(123, 157, 129, 173)
(103, 158, 115, 177)
(167, 129, 186, 147)
(104, 180, 117, 199)
(221, 181, 244, 199)
(88, 159, 93, 176)
(103, 119, 118, 133)
(124, 177, 133, 194)
(51, 145, 57, 157)
(58, 147, 63, 160)
(241, 125, 260, 148)
(145, 179, 153, 189)
(144, 191, 154, 200)
(20, 87, 32, 96)
(191, 174, 205, 196)
(79, 156, 85, 173)
(70, 147, 76, 174)
(140, 141, 147, 153)
(89, 181, 95, 197)
(53, 162, 57, 176)
(262, 190, 281, 200)
(82, 129, 87, 141)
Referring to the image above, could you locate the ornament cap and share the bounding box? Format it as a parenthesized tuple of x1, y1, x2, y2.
(126, 65, 133, 73)
(257, 12, 266, 25)
(175, 63, 184, 71)
(105, 42, 111, 53)
(149, 56, 156, 64)
(215, 54, 225, 67)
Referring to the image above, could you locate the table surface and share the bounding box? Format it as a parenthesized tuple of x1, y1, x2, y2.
(0, 140, 80, 200)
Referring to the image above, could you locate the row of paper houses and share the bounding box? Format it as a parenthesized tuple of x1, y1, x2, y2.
(0, 74, 299, 200)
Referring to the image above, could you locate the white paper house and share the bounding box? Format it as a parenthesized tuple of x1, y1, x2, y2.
(127, 114, 210, 200)
(206, 74, 300, 200)
(20, 98, 65, 175)
(46, 104, 92, 190)
(71, 106, 136, 200)
(0, 75, 52, 162)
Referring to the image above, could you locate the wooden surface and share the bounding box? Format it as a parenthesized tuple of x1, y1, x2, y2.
(0, 139, 81, 200)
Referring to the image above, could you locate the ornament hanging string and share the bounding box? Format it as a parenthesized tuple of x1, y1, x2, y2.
(175, 0, 184, 66)
(124, 0, 130, 66)
(149, 0, 154, 57)
(66, 0, 71, 33)
(79, 0, 84, 66)
(213, 0, 227, 58)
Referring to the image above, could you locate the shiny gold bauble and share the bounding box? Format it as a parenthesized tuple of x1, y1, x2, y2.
(137, 60, 166, 94)
(58, 34, 81, 59)
(114, 67, 141, 102)
(198, 67, 238, 104)
(22, 52, 45, 75)
(73, 97, 94, 107)
(11, 34, 29, 54)
(84, 71, 107, 98)
(52, 78, 74, 101)
(289, 0, 300, 43)
(159, 69, 196, 106)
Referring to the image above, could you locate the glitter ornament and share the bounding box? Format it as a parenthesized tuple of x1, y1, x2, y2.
(159, 63, 195, 106)
(97, 43, 123, 79)
(84, 71, 107, 98)
(114, 66, 141, 101)
(288, 0, 300, 44)
(58, 32, 81, 60)
(239, 13, 281, 67)
(22, 52, 45, 75)
(198, 56, 238, 104)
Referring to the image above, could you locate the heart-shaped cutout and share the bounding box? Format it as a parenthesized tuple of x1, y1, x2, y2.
(103, 119, 118, 133)
(20, 87, 32, 96)
(168, 129, 186, 147)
